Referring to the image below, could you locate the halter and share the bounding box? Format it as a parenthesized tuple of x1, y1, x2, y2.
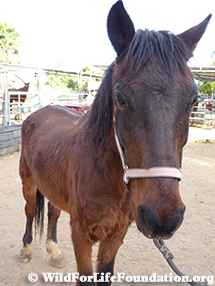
(114, 126, 182, 185)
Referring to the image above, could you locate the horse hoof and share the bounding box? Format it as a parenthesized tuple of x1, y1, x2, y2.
(19, 245, 32, 263)
(19, 251, 31, 263)
(50, 257, 65, 268)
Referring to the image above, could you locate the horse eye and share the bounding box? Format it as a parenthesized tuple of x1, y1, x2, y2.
(116, 93, 128, 110)
(191, 94, 200, 108)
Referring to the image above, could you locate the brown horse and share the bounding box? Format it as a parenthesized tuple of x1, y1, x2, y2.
(9, 82, 30, 104)
(19, 1, 211, 285)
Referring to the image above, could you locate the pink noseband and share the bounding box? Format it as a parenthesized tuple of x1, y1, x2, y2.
(114, 127, 182, 184)
(125, 166, 181, 182)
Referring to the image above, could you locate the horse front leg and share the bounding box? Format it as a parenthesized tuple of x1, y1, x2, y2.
(71, 222, 95, 286)
(46, 202, 64, 268)
(96, 228, 128, 286)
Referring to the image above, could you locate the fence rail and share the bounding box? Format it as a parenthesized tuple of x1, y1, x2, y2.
(190, 106, 215, 127)
(0, 63, 102, 126)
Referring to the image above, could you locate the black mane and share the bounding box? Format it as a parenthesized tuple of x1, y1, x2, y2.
(119, 29, 192, 78)
(83, 63, 114, 152)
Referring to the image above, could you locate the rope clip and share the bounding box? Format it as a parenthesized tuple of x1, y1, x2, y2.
(123, 165, 129, 184)
(153, 238, 174, 260)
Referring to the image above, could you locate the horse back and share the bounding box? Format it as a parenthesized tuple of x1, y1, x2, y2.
(21, 105, 82, 146)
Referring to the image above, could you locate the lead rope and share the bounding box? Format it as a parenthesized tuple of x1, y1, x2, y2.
(153, 238, 202, 286)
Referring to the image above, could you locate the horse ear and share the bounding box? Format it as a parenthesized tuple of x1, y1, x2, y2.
(107, 0, 135, 57)
(177, 14, 212, 52)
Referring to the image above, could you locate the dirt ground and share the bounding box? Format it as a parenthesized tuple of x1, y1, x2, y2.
(0, 141, 215, 286)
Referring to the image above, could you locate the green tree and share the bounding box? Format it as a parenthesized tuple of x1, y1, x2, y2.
(45, 72, 79, 91)
(67, 78, 78, 90)
(45, 64, 79, 91)
(81, 66, 104, 91)
(197, 80, 214, 96)
(0, 22, 21, 63)
(45, 65, 104, 91)
(211, 50, 215, 66)
(197, 50, 215, 96)
(81, 66, 104, 76)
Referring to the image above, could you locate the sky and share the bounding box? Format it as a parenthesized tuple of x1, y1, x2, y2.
(0, 0, 215, 71)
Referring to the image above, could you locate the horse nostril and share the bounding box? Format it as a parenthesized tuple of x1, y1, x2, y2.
(137, 205, 186, 238)
(179, 206, 186, 218)
(137, 206, 160, 234)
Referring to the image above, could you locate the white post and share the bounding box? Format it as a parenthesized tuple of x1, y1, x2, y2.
(36, 68, 43, 108)
(3, 65, 10, 125)
(87, 65, 92, 105)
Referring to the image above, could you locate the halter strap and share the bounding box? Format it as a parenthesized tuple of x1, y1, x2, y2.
(126, 167, 182, 180)
(114, 126, 182, 184)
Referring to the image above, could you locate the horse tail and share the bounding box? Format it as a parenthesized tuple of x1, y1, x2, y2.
(35, 189, 44, 239)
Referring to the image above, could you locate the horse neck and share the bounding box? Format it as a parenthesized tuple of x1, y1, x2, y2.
(81, 114, 122, 175)
(91, 124, 125, 191)
(101, 125, 119, 161)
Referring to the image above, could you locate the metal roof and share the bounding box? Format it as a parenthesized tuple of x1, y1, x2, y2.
(190, 67, 215, 81)
(94, 65, 215, 81)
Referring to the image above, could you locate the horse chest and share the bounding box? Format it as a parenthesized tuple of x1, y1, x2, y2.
(74, 189, 132, 242)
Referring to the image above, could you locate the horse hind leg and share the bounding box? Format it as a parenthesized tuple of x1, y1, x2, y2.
(46, 202, 64, 268)
(19, 185, 44, 262)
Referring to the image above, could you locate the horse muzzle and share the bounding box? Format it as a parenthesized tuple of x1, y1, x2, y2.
(137, 205, 186, 239)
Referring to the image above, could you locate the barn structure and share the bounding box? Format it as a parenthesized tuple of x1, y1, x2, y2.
(190, 66, 215, 126)
(0, 63, 103, 155)
(0, 64, 215, 156)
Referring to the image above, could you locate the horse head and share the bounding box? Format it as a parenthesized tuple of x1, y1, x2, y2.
(24, 82, 30, 91)
(108, 1, 211, 239)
